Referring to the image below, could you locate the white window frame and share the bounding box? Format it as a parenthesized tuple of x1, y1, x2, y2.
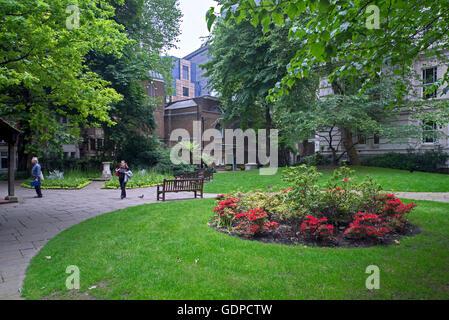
(422, 120, 438, 144)
(423, 66, 438, 99)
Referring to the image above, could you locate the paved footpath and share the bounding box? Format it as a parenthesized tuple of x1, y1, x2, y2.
(0, 180, 216, 300)
(393, 192, 449, 202)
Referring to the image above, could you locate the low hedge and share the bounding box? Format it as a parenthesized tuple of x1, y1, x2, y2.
(21, 180, 92, 190)
(361, 149, 449, 173)
(102, 172, 172, 189)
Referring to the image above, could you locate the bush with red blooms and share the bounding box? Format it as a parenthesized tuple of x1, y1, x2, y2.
(378, 194, 417, 217)
(234, 208, 278, 237)
(377, 194, 417, 232)
(343, 212, 390, 241)
(300, 215, 336, 242)
(213, 197, 240, 228)
(215, 194, 226, 201)
(213, 198, 240, 216)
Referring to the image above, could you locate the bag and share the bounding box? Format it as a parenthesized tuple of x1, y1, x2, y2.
(124, 170, 133, 183)
(39, 172, 44, 181)
(30, 180, 40, 187)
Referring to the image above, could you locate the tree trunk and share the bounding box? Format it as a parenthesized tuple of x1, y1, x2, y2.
(330, 147, 339, 166)
(340, 127, 361, 165)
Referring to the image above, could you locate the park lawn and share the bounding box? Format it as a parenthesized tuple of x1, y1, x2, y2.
(204, 166, 449, 193)
(22, 198, 449, 300)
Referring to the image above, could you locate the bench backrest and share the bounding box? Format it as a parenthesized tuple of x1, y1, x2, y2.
(163, 178, 203, 191)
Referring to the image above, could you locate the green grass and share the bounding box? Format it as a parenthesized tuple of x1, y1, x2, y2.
(204, 166, 449, 193)
(22, 198, 449, 300)
(102, 171, 172, 189)
(21, 170, 96, 190)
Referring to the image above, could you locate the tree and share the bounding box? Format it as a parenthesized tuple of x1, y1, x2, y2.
(207, 1, 449, 98)
(204, 12, 318, 165)
(87, 0, 181, 165)
(0, 0, 129, 169)
(206, 1, 449, 164)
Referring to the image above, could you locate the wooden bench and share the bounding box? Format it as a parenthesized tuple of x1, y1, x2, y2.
(157, 178, 204, 201)
(175, 168, 214, 182)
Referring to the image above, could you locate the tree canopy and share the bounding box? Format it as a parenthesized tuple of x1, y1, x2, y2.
(207, 0, 449, 99)
(0, 0, 129, 159)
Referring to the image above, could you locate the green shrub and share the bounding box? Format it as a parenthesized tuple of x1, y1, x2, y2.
(361, 148, 449, 173)
(297, 152, 332, 166)
(152, 149, 197, 176)
(282, 165, 323, 219)
(102, 170, 172, 189)
(282, 164, 383, 226)
(0, 171, 29, 181)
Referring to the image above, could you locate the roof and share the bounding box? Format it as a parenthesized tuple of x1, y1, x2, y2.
(149, 71, 164, 80)
(165, 99, 198, 110)
(0, 117, 20, 142)
(183, 46, 209, 60)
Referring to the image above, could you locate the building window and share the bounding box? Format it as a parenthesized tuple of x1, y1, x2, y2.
(90, 138, 96, 151)
(356, 130, 366, 145)
(146, 84, 156, 97)
(422, 120, 438, 143)
(1, 152, 8, 169)
(182, 87, 189, 97)
(97, 139, 103, 151)
(423, 67, 437, 99)
(71, 152, 76, 158)
(182, 65, 189, 80)
(373, 133, 380, 145)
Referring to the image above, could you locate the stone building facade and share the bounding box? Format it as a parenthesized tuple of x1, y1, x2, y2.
(315, 53, 449, 164)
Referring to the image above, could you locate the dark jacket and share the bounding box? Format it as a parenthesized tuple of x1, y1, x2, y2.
(118, 167, 128, 180)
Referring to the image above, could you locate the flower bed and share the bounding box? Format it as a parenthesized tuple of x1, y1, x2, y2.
(209, 165, 419, 247)
(21, 179, 91, 190)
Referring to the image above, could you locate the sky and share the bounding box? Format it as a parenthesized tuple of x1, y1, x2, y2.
(167, 0, 218, 58)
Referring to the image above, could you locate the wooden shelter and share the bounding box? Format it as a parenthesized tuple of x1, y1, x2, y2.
(0, 118, 20, 203)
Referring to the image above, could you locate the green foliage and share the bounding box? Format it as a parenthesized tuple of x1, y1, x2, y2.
(0, 171, 29, 181)
(39, 156, 103, 173)
(209, 1, 449, 100)
(21, 170, 92, 189)
(204, 11, 318, 161)
(297, 152, 331, 166)
(87, 0, 181, 164)
(102, 170, 172, 189)
(282, 165, 323, 217)
(236, 190, 294, 220)
(282, 164, 383, 225)
(0, 0, 130, 155)
(362, 149, 449, 173)
(152, 148, 197, 176)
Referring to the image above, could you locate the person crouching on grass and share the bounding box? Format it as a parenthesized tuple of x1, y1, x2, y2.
(115, 160, 132, 199)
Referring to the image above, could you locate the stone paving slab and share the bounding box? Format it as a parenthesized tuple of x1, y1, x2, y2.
(0, 180, 216, 299)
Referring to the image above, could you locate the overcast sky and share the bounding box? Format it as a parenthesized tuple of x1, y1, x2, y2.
(166, 0, 219, 58)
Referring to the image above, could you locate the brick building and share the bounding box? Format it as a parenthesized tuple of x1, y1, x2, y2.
(164, 96, 224, 164)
